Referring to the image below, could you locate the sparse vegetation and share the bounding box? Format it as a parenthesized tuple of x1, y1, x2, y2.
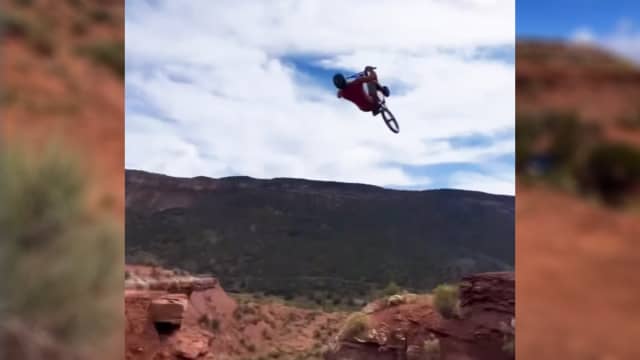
(337, 312, 369, 340)
(516, 110, 640, 207)
(0, 143, 121, 346)
(0, 12, 55, 56)
(89, 8, 112, 23)
(76, 40, 124, 77)
(382, 281, 403, 296)
(433, 284, 461, 319)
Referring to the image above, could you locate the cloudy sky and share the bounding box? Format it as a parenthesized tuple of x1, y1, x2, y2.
(125, 0, 515, 195)
(517, 0, 640, 62)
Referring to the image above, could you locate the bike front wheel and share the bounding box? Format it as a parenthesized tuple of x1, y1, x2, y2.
(380, 105, 399, 134)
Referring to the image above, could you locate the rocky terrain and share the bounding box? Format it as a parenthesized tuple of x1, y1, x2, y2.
(125, 267, 514, 360)
(125, 170, 514, 302)
(125, 265, 348, 360)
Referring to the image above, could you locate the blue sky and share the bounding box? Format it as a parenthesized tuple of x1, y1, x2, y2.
(518, 0, 639, 38)
(517, 0, 640, 62)
(125, 0, 515, 195)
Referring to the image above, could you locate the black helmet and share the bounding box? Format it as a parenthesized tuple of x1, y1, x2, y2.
(332, 73, 347, 89)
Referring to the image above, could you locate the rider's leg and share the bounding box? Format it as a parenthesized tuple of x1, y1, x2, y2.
(366, 81, 381, 105)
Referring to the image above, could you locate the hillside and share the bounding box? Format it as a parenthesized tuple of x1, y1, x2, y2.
(1, 1, 124, 359)
(1, 0, 124, 217)
(517, 39, 640, 147)
(516, 39, 640, 359)
(125, 169, 514, 303)
(516, 39, 640, 206)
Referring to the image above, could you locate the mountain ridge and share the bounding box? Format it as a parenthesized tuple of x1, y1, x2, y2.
(126, 169, 514, 303)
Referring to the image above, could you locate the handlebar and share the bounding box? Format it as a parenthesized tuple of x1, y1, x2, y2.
(346, 67, 376, 79)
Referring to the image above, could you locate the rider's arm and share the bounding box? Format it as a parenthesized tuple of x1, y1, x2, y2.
(337, 89, 342, 98)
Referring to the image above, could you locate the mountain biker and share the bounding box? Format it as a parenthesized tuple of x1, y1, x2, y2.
(337, 66, 388, 115)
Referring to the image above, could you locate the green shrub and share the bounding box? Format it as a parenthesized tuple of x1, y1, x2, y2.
(382, 281, 403, 296)
(338, 312, 369, 340)
(543, 112, 583, 167)
(432, 284, 461, 319)
(0, 143, 121, 346)
(515, 116, 543, 172)
(76, 40, 124, 78)
(578, 142, 640, 206)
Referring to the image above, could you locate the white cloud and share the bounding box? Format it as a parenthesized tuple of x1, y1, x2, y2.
(570, 19, 640, 63)
(449, 171, 514, 195)
(125, 0, 515, 194)
(570, 27, 595, 44)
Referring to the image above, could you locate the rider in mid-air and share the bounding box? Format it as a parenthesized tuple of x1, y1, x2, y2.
(336, 66, 389, 116)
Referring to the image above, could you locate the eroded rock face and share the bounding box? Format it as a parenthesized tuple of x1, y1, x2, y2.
(125, 273, 219, 359)
(150, 294, 189, 326)
(325, 272, 515, 360)
(125, 276, 218, 295)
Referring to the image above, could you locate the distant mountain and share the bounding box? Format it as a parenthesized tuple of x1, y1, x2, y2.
(125, 169, 514, 300)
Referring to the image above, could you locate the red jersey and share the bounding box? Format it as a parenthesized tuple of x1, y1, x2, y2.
(338, 78, 375, 112)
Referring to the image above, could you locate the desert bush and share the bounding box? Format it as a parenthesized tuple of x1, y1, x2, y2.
(543, 112, 584, 167)
(76, 40, 124, 77)
(0, 12, 55, 56)
(0, 143, 121, 346)
(337, 312, 369, 340)
(515, 115, 543, 172)
(89, 8, 112, 23)
(432, 284, 461, 319)
(0, 12, 30, 37)
(578, 142, 640, 206)
(382, 281, 403, 296)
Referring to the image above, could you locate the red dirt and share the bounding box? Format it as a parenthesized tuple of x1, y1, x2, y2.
(516, 184, 640, 359)
(125, 266, 347, 359)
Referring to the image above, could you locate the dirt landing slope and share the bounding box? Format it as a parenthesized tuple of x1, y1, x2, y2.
(325, 272, 515, 360)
